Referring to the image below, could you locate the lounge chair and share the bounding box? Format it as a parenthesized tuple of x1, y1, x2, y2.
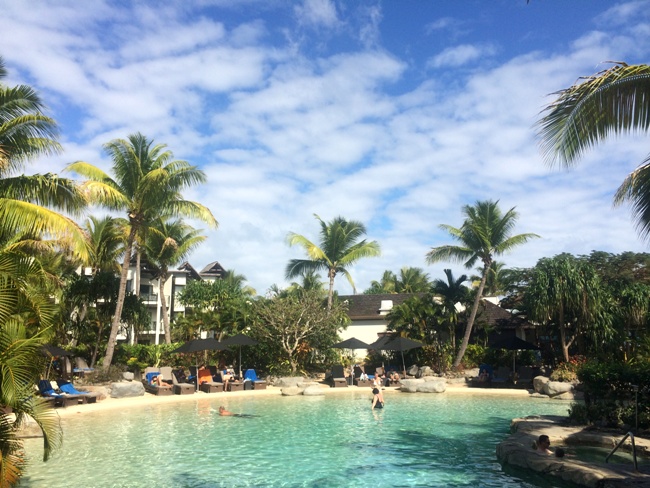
(170, 369, 195, 395)
(72, 357, 95, 376)
(142, 367, 173, 396)
(197, 367, 224, 393)
(492, 366, 512, 386)
(243, 369, 267, 390)
(326, 365, 347, 388)
(515, 366, 538, 388)
(57, 380, 98, 403)
(353, 366, 373, 387)
(37, 380, 82, 407)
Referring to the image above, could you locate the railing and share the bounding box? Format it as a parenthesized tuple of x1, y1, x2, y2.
(606, 431, 638, 471)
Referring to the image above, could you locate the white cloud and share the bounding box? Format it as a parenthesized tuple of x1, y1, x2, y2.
(427, 44, 497, 69)
(294, 0, 340, 29)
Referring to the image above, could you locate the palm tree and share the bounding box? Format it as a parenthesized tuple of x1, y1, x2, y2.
(426, 200, 539, 369)
(286, 214, 381, 309)
(365, 270, 397, 294)
(222, 269, 256, 296)
(432, 269, 468, 350)
(0, 57, 88, 261)
(537, 62, 650, 237)
(288, 270, 326, 297)
(84, 216, 124, 275)
(470, 261, 513, 296)
(65, 133, 217, 368)
(395, 266, 431, 293)
(142, 218, 206, 344)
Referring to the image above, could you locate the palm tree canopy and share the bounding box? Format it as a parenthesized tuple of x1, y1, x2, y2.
(426, 200, 539, 270)
(537, 62, 650, 237)
(286, 214, 381, 292)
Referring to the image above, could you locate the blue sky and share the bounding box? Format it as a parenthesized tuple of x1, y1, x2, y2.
(3, 0, 650, 295)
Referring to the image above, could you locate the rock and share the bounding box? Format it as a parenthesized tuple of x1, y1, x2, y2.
(544, 381, 573, 397)
(417, 380, 446, 393)
(530, 392, 550, 399)
(407, 365, 419, 376)
(533, 376, 549, 394)
(552, 391, 578, 401)
(465, 367, 480, 378)
(84, 385, 108, 401)
(275, 377, 305, 388)
(110, 381, 145, 398)
(400, 379, 424, 393)
(419, 366, 434, 377)
(122, 372, 135, 381)
(302, 385, 325, 396)
(281, 386, 304, 396)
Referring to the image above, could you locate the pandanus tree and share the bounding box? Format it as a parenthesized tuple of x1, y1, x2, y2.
(426, 200, 539, 369)
(537, 63, 650, 238)
(65, 133, 217, 369)
(286, 214, 381, 310)
(142, 218, 206, 344)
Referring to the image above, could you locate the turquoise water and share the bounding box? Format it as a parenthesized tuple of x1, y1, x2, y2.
(22, 392, 573, 487)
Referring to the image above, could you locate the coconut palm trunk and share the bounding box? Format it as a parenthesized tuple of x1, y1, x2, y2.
(159, 271, 171, 344)
(453, 262, 489, 369)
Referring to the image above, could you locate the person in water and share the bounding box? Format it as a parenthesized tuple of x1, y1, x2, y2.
(534, 435, 553, 455)
(371, 387, 384, 409)
(218, 406, 234, 416)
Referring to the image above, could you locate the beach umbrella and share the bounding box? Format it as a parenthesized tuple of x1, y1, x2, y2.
(172, 338, 226, 389)
(221, 334, 258, 379)
(331, 337, 369, 350)
(41, 344, 73, 379)
(379, 337, 424, 378)
(490, 336, 540, 372)
(331, 338, 370, 384)
(366, 335, 393, 370)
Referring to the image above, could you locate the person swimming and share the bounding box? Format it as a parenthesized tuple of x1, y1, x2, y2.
(217, 406, 257, 417)
(371, 387, 384, 409)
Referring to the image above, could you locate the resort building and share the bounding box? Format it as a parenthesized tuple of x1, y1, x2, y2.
(117, 260, 227, 345)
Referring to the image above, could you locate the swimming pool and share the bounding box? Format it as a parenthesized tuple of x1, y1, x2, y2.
(22, 391, 573, 487)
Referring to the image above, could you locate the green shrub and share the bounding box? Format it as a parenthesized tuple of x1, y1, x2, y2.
(461, 344, 486, 369)
(550, 356, 586, 382)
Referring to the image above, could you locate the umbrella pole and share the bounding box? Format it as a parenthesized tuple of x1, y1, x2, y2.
(401, 350, 406, 379)
(239, 346, 242, 380)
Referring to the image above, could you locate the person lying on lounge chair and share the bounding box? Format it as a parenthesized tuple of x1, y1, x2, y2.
(151, 374, 171, 388)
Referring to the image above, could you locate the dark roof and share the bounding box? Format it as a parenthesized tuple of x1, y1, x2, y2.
(177, 261, 202, 280)
(475, 300, 535, 330)
(339, 294, 416, 320)
(200, 261, 226, 278)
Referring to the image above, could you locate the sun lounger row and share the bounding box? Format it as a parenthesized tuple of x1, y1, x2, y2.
(142, 367, 266, 395)
(37, 379, 98, 407)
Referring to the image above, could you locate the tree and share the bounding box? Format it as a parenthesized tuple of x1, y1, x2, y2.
(426, 200, 539, 369)
(525, 254, 611, 362)
(65, 133, 217, 369)
(537, 63, 650, 237)
(286, 214, 381, 309)
(386, 294, 443, 343)
(0, 57, 88, 261)
(142, 218, 205, 344)
(252, 290, 348, 374)
(394, 266, 431, 293)
(84, 216, 124, 275)
(0, 251, 62, 486)
(365, 270, 397, 294)
(431, 269, 469, 350)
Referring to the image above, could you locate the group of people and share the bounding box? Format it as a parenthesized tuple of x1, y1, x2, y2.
(148, 363, 237, 389)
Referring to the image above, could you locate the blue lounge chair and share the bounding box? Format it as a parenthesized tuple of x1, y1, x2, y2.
(57, 381, 98, 403)
(37, 380, 81, 407)
(243, 369, 266, 390)
(72, 357, 95, 376)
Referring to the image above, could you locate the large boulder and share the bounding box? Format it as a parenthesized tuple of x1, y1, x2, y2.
(303, 385, 325, 396)
(407, 365, 419, 376)
(419, 366, 434, 377)
(122, 372, 135, 381)
(400, 378, 424, 393)
(533, 376, 549, 394)
(418, 380, 447, 393)
(544, 381, 574, 397)
(110, 381, 145, 398)
(281, 386, 304, 396)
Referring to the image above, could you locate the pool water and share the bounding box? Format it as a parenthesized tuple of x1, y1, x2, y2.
(22, 392, 573, 487)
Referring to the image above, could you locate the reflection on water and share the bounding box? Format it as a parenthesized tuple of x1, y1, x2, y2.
(22, 392, 572, 487)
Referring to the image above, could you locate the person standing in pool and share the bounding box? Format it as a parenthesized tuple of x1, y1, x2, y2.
(371, 387, 384, 409)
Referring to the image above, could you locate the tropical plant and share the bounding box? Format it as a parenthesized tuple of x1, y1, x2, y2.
(286, 214, 381, 309)
(0, 251, 63, 487)
(426, 200, 539, 369)
(525, 254, 611, 362)
(537, 62, 650, 237)
(0, 57, 88, 261)
(84, 216, 124, 275)
(142, 218, 206, 343)
(365, 270, 397, 294)
(431, 269, 469, 350)
(386, 294, 443, 343)
(65, 133, 217, 369)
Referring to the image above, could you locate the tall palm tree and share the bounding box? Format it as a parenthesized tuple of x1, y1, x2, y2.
(537, 62, 650, 237)
(142, 218, 206, 344)
(366, 270, 397, 294)
(432, 269, 468, 350)
(0, 57, 88, 261)
(65, 133, 217, 368)
(222, 269, 256, 296)
(426, 200, 539, 369)
(286, 214, 381, 309)
(470, 261, 513, 296)
(84, 216, 124, 275)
